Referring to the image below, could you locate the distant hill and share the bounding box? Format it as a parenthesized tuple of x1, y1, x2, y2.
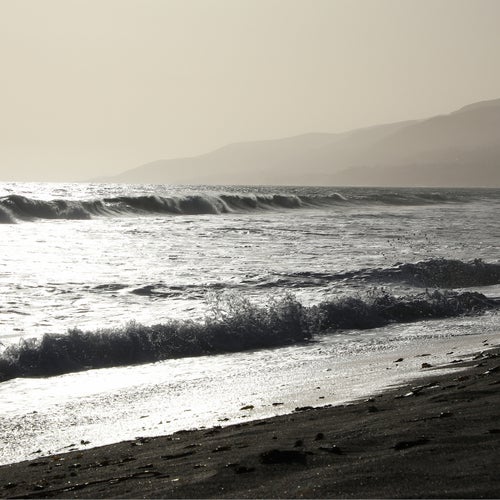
(97, 98, 500, 187)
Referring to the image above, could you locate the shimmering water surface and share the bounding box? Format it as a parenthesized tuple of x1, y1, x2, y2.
(0, 183, 498, 465)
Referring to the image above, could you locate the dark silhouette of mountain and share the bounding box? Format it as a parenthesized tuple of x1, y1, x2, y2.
(97, 98, 500, 187)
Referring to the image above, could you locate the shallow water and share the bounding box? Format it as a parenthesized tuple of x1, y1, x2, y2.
(0, 313, 497, 465)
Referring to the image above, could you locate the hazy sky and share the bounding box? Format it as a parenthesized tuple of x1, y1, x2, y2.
(1, 0, 499, 181)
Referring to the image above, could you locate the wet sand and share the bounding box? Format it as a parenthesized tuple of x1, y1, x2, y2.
(0, 346, 499, 499)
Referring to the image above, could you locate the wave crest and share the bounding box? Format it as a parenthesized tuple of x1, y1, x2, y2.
(0, 193, 309, 221)
(0, 195, 113, 221)
(373, 258, 500, 288)
(278, 259, 500, 289)
(0, 205, 16, 224)
(0, 290, 497, 382)
(0, 188, 479, 222)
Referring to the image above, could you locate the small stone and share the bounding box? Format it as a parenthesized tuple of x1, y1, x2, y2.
(294, 406, 314, 412)
(394, 438, 429, 450)
(28, 461, 48, 467)
(161, 451, 195, 460)
(314, 433, 325, 441)
(235, 465, 255, 474)
(421, 362, 432, 369)
(259, 449, 307, 465)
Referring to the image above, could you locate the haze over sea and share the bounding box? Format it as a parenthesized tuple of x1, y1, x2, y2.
(0, 182, 499, 465)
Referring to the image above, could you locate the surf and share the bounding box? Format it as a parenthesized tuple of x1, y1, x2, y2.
(0, 187, 488, 223)
(0, 290, 497, 382)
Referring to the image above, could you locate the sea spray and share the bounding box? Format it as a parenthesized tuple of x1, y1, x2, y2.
(0, 290, 497, 383)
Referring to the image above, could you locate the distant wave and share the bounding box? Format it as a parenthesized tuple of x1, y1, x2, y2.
(0, 189, 478, 223)
(0, 205, 16, 224)
(276, 259, 500, 290)
(0, 193, 308, 222)
(79, 260, 500, 304)
(0, 194, 114, 222)
(366, 258, 500, 288)
(0, 290, 497, 382)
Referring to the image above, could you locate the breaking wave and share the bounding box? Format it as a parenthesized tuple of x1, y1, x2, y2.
(0, 205, 16, 224)
(0, 195, 113, 222)
(367, 258, 500, 288)
(80, 259, 500, 303)
(0, 193, 310, 222)
(277, 259, 500, 289)
(0, 188, 480, 223)
(0, 290, 497, 382)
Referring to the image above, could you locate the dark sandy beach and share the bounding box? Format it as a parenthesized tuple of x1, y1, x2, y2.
(1, 346, 499, 499)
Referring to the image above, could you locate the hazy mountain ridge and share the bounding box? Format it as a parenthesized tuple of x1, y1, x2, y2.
(98, 98, 500, 187)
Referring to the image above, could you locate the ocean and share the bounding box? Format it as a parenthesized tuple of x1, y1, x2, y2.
(0, 183, 499, 465)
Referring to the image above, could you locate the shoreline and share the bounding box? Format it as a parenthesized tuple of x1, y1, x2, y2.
(1, 322, 498, 467)
(1, 345, 499, 498)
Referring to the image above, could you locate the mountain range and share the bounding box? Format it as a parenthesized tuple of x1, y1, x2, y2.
(97, 98, 500, 187)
